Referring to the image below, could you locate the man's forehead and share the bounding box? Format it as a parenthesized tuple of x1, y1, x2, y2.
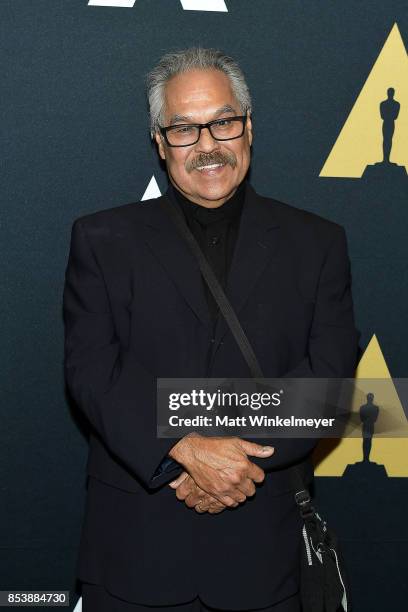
(163, 69, 239, 123)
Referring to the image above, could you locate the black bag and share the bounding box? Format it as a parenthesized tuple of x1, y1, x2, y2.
(164, 194, 351, 612)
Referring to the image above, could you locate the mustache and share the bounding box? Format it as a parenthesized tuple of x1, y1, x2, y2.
(186, 150, 237, 173)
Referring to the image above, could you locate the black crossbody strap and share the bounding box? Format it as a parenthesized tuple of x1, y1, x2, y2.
(165, 196, 264, 379)
(163, 195, 311, 498)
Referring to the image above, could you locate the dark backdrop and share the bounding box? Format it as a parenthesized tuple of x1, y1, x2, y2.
(1, 1, 407, 610)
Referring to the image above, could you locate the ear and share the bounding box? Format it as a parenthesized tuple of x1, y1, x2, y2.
(154, 131, 166, 160)
(246, 112, 253, 147)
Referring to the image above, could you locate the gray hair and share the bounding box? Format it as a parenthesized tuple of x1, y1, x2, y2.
(146, 47, 252, 138)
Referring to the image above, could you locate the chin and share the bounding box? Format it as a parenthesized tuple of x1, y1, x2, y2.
(195, 179, 236, 199)
(200, 190, 232, 202)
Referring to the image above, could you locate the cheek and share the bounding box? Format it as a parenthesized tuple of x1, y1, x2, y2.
(167, 151, 189, 175)
(239, 144, 251, 167)
(229, 142, 249, 165)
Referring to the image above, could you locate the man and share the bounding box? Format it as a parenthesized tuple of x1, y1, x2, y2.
(63, 48, 360, 611)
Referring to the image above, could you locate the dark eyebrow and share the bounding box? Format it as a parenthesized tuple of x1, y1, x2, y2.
(168, 105, 237, 125)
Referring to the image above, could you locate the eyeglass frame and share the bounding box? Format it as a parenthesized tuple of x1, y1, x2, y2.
(158, 114, 248, 147)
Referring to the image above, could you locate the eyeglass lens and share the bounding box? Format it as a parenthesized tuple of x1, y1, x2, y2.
(166, 118, 244, 146)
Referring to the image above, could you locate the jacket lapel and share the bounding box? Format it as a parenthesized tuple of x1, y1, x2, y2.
(143, 183, 281, 348)
(143, 192, 213, 332)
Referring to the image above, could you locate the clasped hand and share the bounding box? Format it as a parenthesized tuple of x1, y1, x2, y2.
(167, 434, 274, 514)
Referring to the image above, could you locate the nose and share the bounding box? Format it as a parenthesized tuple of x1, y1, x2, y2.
(196, 126, 218, 152)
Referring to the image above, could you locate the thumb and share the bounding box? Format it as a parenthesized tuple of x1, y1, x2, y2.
(238, 439, 274, 457)
(168, 470, 189, 488)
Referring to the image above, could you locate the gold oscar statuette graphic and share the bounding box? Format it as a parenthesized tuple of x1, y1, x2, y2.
(320, 23, 408, 178)
(314, 334, 408, 477)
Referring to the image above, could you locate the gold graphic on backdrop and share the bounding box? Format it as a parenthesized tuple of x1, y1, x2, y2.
(319, 23, 408, 178)
(314, 334, 408, 477)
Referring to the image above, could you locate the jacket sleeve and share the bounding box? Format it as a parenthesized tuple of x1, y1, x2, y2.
(251, 225, 361, 472)
(63, 218, 182, 489)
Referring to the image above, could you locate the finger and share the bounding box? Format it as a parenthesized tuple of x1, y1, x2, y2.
(217, 494, 240, 508)
(247, 462, 267, 484)
(175, 477, 196, 501)
(185, 485, 207, 506)
(208, 504, 226, 514)
(208, 499, 227, 511)
(194, 502, 210, 514)
(227, 488, 247, 504)
(219, 484, 248, 504)
(194, 497, 212, 513)
(238, 440, 274, 458)
(185, 491, 204, 508)
(238, 477, 256, 497)
(168, 471, 189, 488)
(196, 494, 224, 514)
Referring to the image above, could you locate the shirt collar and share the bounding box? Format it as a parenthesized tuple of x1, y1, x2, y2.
(167, 180, 247, 228)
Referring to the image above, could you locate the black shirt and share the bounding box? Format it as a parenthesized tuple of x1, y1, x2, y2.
(167, 180, 246, 330)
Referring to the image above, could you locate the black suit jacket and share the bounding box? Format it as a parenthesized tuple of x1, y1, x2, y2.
(63, 183, 360, 609)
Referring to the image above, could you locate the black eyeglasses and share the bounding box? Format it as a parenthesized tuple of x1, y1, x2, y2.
(159, 115, 247, 147)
